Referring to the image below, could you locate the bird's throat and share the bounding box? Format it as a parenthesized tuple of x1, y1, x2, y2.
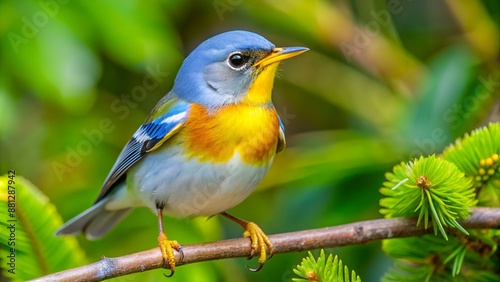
(242, 63, 280, 105)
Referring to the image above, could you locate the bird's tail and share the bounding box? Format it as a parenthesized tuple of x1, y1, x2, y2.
(55, 199, 131, 240)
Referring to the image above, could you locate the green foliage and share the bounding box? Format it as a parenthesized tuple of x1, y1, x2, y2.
(381, 124, 500, 280)
(1, 0, 182, 114)
(293, 250, 361, 282)
(382, 230, 500, 282)
(0, 174, 87, 281)
(443, 122, 500, 206)
(380, 155, 477, 239)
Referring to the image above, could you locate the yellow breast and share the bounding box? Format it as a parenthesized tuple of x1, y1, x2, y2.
(183, 103, 279, 165)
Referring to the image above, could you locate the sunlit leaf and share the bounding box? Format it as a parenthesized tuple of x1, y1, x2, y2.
(0, 174, 87, 281)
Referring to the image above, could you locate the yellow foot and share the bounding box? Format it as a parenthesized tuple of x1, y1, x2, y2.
(158, 232, 184, 277)
(242, 221, 274, 272)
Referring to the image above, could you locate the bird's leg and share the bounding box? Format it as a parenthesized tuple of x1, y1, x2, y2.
(157, 205, 184, 277)
(219, 211, 274, 272)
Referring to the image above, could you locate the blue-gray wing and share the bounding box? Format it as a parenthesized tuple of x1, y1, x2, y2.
(94, 95, 190, 202)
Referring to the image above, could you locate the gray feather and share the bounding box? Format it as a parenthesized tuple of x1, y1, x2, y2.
(55, 199, 131, 240)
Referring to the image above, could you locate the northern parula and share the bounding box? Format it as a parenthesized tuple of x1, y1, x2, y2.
(56, 30, 308, 275)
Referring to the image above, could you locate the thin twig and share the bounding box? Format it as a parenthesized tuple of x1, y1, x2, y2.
(31, 207, 500, 282)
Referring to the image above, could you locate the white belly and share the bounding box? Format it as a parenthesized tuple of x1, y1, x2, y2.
(123, 144, 273, 217)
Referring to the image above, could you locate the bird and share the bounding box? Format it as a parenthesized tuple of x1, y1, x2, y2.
(56, 30, 308, 276)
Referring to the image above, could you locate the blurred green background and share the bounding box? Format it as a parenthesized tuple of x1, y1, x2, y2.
(1, 0, 499, 281)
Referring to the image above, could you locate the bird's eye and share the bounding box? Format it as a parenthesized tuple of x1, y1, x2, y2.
(228, 53, 249, 69)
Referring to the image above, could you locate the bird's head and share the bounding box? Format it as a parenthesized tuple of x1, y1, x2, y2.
(173, 30, 308, 107)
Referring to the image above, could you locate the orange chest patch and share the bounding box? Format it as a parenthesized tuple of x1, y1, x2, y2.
(183, 104, 280, 165)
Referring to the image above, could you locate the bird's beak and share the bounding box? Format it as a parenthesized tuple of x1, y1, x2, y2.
(254, 47, 309, 68)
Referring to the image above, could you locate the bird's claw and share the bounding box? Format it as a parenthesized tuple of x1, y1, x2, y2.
(163, 270, 174, 278)
(246, 261, 265, 272)
(158, 232, 183, 277)
(242, 221, 274, 272)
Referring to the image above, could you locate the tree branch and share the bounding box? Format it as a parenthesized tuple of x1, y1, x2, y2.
(31, 207, 500, 282)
